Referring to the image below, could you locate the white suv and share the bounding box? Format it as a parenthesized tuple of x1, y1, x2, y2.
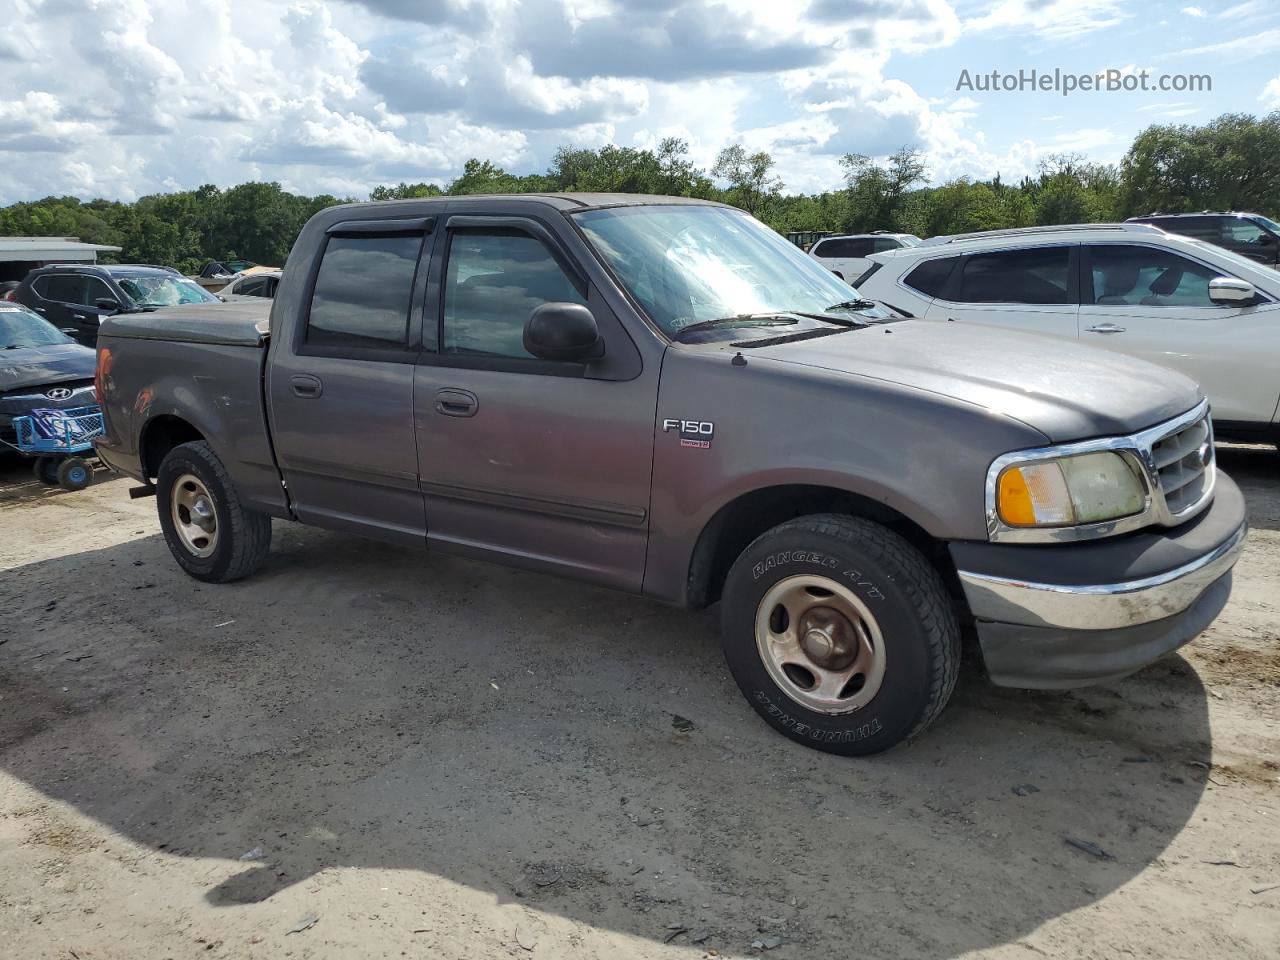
(808, 232, 920, 281)
(853, 223, 1280, 442)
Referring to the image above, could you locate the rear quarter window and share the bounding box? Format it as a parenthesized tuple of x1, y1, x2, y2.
(902, 257, 958, 298)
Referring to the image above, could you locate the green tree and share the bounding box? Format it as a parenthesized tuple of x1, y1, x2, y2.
(1119, 111, 1280, 216)
(711, 143, 782, 216)
(839, 147, 927, 233)
(370, 182, 445, 201)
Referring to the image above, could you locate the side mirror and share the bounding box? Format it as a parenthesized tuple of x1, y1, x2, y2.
(523, 302, 604, 363)
(94, 297, 120, 312)
(59, 327, 78, 335)
(1208, 277, 1257, 306)
(1258, 233, 1275, 246)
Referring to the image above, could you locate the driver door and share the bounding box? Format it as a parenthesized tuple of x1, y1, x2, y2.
(413, 212, 657, 591)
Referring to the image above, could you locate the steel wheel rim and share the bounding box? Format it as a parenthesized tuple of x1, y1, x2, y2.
(171, 473, 219, 558)
(754, 574, 887, 715)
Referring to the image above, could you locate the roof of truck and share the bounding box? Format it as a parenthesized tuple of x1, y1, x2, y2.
(338, 193, 730, 214)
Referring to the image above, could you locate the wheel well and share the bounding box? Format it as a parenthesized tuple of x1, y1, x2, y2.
(686, 484, 958, 610)
(141, 415, 204, 479)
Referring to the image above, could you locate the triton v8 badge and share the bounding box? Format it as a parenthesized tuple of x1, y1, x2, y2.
(663, 419, 714, 449)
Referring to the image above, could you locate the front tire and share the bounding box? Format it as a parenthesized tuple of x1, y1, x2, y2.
(721, 514, 960, 756)
(56, 457, 92, 491)
(156, 440, 271, 583)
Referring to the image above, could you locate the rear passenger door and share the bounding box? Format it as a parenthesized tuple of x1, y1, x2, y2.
(266, 218, 434, 544)
(412, 211, 655, 591)
(31, 274, 85, 339)
(923, 245, 1080, 339)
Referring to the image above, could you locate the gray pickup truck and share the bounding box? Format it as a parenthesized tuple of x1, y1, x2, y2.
(94, 194, 1247, 755)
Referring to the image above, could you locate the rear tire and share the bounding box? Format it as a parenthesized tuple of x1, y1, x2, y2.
(720, 514, 960, 756)
(156, 440, 271, 583)
(32, 457, 59, 486)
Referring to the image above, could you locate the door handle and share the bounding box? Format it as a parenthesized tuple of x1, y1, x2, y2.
(290, 374, 323, 398)
(435, 388, 478, 418)
(33, 306, 46, 312)
(73, 313, 86, 320)
(1085, 323, 1127, 334)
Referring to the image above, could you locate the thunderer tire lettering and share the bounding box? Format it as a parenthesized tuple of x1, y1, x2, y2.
(752, 550, 838, 580)
(754, 691, 884, 744)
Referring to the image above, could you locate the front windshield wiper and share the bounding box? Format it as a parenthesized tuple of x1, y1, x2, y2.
(826, 298, 879, 312)
(673, 314, 801, 341)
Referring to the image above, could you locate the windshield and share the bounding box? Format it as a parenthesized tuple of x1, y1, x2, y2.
(574, 205, 871, 339)
(1251, 215, 1280, 234)
(0, 306, 71, 349)
(117, 275, 219, 307)
(1183, 237, 1280, 280)
(899, 235, 922, 247)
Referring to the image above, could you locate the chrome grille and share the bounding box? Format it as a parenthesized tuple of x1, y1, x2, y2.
(1150, 413, 1213, 517)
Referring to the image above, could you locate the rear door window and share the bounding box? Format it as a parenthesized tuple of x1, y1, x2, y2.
(814, 238, 872, 259)
(304, 233, 424, 353)
(956, 247, 1070, 304)
(43, 274, 87, 304)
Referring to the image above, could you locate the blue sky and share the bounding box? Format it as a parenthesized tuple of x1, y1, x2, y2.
(0, 0, 1275, 203)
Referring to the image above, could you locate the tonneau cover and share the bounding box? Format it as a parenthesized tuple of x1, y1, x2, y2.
(100, 300, 270, 347)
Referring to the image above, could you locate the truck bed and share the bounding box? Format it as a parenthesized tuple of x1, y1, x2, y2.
(100, 300, 270, 347)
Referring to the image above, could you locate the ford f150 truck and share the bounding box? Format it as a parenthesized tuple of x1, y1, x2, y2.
(93, 194, 1248, 755)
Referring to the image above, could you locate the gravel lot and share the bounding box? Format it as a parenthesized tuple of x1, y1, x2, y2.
(1, 448, 1277, 959)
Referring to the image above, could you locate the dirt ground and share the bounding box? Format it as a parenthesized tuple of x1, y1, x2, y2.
(0, 448, 1277, 960)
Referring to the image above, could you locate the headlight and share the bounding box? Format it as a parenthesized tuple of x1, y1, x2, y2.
(996, 451, 1147, 528)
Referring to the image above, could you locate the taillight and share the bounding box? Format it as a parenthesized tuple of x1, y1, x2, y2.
(2, 290, 16, 301)
(95, 346, 111, 405)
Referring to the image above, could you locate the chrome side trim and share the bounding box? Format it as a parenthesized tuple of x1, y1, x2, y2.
(959, 521, 1246, 631)
(984, 399, 1214, 544)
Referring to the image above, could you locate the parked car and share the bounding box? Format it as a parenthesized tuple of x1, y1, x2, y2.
(220, 269, 282, 299)
(95, 195, 1246, 756)
(13, 264, 222, 346)
(0, 302, 97, 451)
(809, 232, 921, 281)
(854, 222, 1280, 445)
(1126, 212, 1280, 268)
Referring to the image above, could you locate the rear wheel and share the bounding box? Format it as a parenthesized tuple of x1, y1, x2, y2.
(156, 440, 271, 583)
(32, 457, 59, 486)
(720, 514, 960, 756)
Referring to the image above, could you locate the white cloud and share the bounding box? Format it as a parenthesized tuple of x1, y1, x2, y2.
(1181, 5, 1206, 15)
(1262, 76, 1280, 109)
(1161, 27, 1280, 60)
(0, 0, 1259, 204)
(964, 0, 1128, 39)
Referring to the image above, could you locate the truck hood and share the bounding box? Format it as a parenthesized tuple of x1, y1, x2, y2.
(0, 342, 96, 392)
(748, 320, 1202, 443)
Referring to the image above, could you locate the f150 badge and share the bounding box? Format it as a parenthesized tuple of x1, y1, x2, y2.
(663, 418, 714, 449)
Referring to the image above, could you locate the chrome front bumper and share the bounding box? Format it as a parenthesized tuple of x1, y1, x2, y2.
(958, 522, 1247, 631)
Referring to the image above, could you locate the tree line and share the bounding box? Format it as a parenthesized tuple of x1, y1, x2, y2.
(0, 111, 1275, 273)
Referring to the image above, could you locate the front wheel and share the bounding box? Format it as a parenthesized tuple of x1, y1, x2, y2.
(56, 456, 92, 491)
(721, 514, 960, 756)
(156, 440, 271, 583)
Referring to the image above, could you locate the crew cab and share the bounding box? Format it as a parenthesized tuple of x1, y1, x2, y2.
(94, 195, 1247, 756)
